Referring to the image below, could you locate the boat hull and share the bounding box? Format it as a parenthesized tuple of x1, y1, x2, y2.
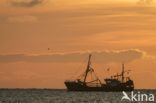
(64, 81, 134, 92)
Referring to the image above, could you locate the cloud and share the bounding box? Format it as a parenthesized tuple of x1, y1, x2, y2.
(0, 49, 144, 63)
(10, 0, 44, 7)
(8, 15, 38, 23)
(137, 0, 154, 5)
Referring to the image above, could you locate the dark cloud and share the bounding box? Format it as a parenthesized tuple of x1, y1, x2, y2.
(0, 49, 144, 63)
(11, 0, 44, 7)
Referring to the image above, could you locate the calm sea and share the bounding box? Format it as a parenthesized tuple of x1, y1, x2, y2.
(0, 89, 155, 103)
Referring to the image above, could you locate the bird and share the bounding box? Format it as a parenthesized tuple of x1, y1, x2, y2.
(107, 68, 110, 72)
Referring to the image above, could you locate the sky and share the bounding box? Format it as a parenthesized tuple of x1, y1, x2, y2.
(0, 0, 156, 89)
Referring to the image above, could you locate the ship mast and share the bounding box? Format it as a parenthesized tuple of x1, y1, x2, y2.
(83, 54, 92, 83)
(121, 63, 125, 83)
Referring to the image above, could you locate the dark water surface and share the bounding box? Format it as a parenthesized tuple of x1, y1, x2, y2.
(0, 89, 155, 103)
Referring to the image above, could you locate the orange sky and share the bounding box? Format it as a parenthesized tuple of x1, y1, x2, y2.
(0, 0, 156, 89)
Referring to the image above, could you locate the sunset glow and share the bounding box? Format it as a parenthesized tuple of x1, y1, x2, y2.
(0, 0, 156, 89)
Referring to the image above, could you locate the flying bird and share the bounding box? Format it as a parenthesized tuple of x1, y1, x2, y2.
(107, 68, 110, 71)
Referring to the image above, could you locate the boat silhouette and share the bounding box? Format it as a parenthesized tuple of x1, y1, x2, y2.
(64, 54, 134, 91)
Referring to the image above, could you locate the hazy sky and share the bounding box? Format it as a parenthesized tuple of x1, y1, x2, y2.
(0, 0, 156, 89)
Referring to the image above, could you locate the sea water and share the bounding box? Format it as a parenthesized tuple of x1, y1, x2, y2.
(0, 89, 155, 103)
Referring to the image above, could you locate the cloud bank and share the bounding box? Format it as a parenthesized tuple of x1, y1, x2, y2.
(10, 0, 44, 7)
(0, 49, 144, 63)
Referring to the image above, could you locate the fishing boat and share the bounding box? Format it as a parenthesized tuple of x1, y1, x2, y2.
(64, 54, 134, 91)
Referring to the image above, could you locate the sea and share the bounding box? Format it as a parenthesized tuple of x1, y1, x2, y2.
(0, 89, 155, 103)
